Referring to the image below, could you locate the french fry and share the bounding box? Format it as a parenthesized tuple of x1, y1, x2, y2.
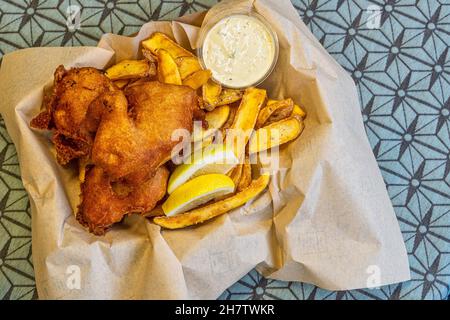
(149, 63, 157, 78)
(202, 80, 222, 111)
(198, 97, 206, 111)
(113, 79, 130, 89)
(215, 160, 242, 201)
(193, 134, 214, 153)
(221, 105, 237, 136)
(153, 174, 270, 229)
(105, 59, 151, 80)
(249, 117, 304, 154)
(265, 105, 294, 125)
(210, 157, 243, 201)
(255, 98, 293, 128)
(225, 87, 267, 159)
(176, 56, 202, 79)
(182, 69, 212, 90)
(205, 105, 230, 130)
(227, 163, 243, 187)
(217, 88, 243, 106)
(157, 49, 182, 85)
(192, 105, 230, 142)
(142, 48, 157, 63)
(292, 104, 307, 120)
(142, 32, 194, 59)
(237, 157, 252, 191)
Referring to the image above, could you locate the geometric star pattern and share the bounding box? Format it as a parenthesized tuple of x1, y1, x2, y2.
(0, 0, 449, 300)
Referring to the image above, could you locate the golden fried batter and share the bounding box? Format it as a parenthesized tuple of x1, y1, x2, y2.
(92, 81, 199, 182)
(30, 66, 115, 164)
(77, 165, 169, 235)
(31, 67, 203, 235)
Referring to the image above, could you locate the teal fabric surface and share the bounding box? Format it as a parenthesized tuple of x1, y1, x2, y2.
(0, 0, 449, 300)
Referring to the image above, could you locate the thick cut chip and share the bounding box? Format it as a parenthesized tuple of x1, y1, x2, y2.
(176, 56, 202, 79)
(157, 49, 182, 85)
(221, 105, 237, 136)
(256, 98, 294, 128)
(182, 70, 212, 90)
(114, 79, 130, 89)
(142, 48, 157, 63)
(202, 80, 222, 111)
(217, 88, 243, 106)
(265, 101, 296, 126)
(153, 174, 270, 229)
(192, 105, 230, 142)
(105, 59, 152, 80)
(227, 163, 243, 188)
(142, 32, 194, 59)
(225, 87, 267, 159)
(237, 157, 252, 191)
(292, 104, 307, 120)
(249, 117, 304, 154)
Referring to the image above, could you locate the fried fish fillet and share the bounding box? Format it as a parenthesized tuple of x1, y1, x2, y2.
(31, 67, 202, 235)
(92, 81, 200, 182)
(77, 165, 169, 235)
(30, 66, 115, 164)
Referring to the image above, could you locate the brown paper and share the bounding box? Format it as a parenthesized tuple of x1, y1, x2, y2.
(0, 0, 410, 299)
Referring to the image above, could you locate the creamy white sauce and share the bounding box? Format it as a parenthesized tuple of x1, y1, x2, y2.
(202, 14, 276, 88)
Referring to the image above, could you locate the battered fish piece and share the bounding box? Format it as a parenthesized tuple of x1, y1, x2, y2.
(31, 67, 203, 235)
(30, 66, 115, 164)
(77, 165, 169, 235)
(92, 81, 200, 182)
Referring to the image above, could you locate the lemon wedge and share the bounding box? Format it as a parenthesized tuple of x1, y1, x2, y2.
(167, 143, 238, 194)
(162, 174, 235, 216)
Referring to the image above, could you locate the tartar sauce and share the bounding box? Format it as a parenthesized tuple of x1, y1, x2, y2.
(201, 14, 277, 88)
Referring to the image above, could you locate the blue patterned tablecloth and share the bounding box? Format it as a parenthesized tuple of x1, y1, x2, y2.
(0, 0, 449, 300)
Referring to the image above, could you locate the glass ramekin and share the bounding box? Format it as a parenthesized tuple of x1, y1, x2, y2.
(196, 8, 279, 89)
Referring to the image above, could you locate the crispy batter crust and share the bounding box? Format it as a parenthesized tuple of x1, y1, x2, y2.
(30, 65, 115, 164)
(77, 165, 169, 235)
(92, 81, 200, 182)
(31, 67, 204, 235)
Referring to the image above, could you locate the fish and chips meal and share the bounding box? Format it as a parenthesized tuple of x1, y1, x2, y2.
(30, 18, 306, 235)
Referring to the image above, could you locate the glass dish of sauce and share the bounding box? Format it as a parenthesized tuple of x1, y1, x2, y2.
(198, 11, 279, 89)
